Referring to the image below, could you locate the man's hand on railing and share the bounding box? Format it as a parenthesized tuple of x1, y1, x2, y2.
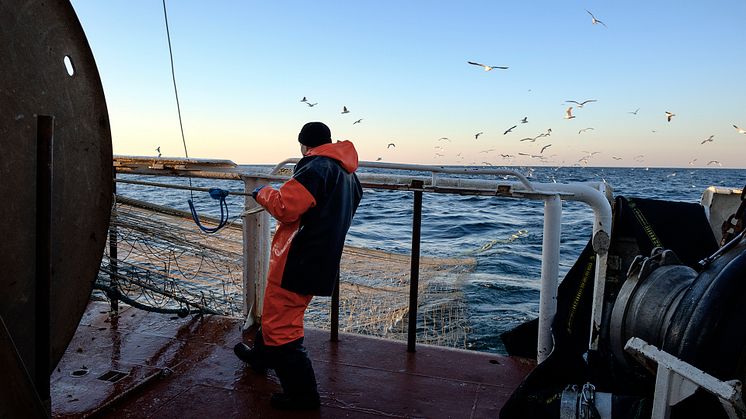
(252, 185, 266, 200)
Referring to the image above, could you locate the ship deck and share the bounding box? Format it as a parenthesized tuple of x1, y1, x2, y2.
(51, 301, 535, 418)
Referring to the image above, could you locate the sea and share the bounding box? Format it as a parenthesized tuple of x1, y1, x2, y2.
(116, 165, 745, 353)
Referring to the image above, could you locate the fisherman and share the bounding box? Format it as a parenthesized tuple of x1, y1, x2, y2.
(234, 121, 363, 410)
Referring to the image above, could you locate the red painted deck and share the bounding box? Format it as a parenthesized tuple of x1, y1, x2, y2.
(51, 302, 535, 418)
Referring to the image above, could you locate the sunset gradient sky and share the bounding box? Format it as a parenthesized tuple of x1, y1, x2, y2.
(71, 1, 746, 168)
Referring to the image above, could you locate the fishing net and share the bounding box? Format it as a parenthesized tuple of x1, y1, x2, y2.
(97, 196, 477, 348)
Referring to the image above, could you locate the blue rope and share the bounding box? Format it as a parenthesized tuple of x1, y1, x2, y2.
(188, 188, 230, 233)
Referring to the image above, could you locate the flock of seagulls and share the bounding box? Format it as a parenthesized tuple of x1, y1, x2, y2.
(285, 9, 742, 168)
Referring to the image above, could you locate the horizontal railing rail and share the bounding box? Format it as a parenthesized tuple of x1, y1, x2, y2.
(110, 156, 613, 361)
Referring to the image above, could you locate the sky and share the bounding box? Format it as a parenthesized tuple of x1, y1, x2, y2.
(69, 1, 746, 168)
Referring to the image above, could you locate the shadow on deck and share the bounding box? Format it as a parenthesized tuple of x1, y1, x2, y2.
(52, 301, 534, 418)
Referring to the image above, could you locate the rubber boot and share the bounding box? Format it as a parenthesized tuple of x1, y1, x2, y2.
(233, 328, 268, 374)
(265, 338, 320, 410)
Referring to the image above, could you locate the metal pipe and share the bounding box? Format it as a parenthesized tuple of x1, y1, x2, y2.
(270, 158, 535, 191)
(537, 194, 561, 363)
(241, 179, 270, 330)
(331, 272, 339, 342)
(35, 115, 54, 411)
(109, 167, 119, 313)
(407, 181, 424, 352)
(114, 178, 251, 196)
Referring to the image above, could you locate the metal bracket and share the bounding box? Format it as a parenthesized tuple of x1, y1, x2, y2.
(625, 337, 746, 419)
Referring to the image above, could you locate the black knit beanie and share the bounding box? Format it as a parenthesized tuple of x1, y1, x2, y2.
(298, 122, 332, 147)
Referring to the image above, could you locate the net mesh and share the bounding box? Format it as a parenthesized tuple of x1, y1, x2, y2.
(98, 197, 476, 347)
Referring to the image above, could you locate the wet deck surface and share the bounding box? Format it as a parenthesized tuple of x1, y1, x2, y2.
(52, 302, 534, 418)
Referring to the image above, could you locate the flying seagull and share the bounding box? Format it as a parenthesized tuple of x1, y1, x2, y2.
(540, 144, 552, 154)
(504, 125, 517, 135)
(520, 137, 537, 142)
(438, 137, 451, 142)
(475, 131, 484, 139)
(342, 106, 350, 114)
(565, 99, 597, 108)
(612, 156, 623, 160)
(500, 154, 514, 158)
(700, 135, 714, 144)
(306, 102, 318, 107)
(734, 124, 746, 134)
(564, 107, 576, 119)
(628, 108, 640, 115)
(578, 127, 595, 134)
(467, 61, 508, 71)
(353, 119, 363, 125)
(586, 10, 607, 27)
(300, 96, 307, 102)
(666, 111, 675, 122)
(520, 116, 528, 124)
(156, 146, 161, 158)
(707, 160, 721, 166)
(387, 143, 396, 149)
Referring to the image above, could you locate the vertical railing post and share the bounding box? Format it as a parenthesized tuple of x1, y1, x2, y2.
(330, 271, 339, 342)
(35, 115, 54, 413)
(108, 165, 119, 313)
(537, 194, 561, 363)
(242, 177, 270, 329)
(407, 180, 424, 353)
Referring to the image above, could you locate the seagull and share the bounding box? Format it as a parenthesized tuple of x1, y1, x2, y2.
(504, 125, 517, 135)
(578, 127, 595, 134)
(688, 158, 698, 166)
(500, 154, 514, 158)
(467, 61, 508, 71)
(482, 162, 494, 166)
(566, 99, 597, 108)
(306, 102, 318, 107)
(353, 119, 363, 125)
(520, 137, 537, 142)
(475, 132, 484, 139)
(734, 125, 746, 134)
(564, 107, 576, 119)
(300, 96, 307, 102)
(438, 137, 451, 142)
(612, 156, 623, 160)
(628, 108, 640, 115)
(540, 144, 552, 154)
(520, 116, 528, 124)
(387, 143, 396, 149)
(342, 106, 350, 114)
(666, 111, 675, 122)
(480, 149, 495, 153)
(700, 135, 714, 144)
(376, 157, 382, 161)
(586, 10, 607, 27)
(707, 160, 722, 166)
(156, 146, 161, 158)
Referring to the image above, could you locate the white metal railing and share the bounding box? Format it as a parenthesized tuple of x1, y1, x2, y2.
(113, 156, 613, 362)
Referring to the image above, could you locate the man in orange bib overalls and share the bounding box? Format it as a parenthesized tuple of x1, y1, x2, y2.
(234, 121, 363, 410)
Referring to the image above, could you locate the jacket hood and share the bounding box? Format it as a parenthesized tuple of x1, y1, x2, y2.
(306, 140, 359, 173)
